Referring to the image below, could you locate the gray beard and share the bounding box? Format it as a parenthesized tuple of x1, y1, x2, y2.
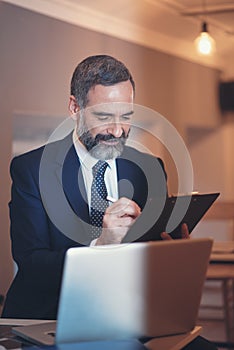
(77, 121, 128, 160)
(87, 141, 125, 160)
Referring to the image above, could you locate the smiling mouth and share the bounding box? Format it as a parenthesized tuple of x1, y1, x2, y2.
(100, 139, 120, 145)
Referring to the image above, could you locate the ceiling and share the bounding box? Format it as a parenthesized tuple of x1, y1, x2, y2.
(3, 0, 234, 79)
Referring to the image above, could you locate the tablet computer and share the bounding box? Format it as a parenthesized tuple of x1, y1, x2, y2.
(123, 192, 220, 242)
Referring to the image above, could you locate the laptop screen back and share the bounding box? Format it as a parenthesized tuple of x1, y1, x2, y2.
(55, 238, 212, 343)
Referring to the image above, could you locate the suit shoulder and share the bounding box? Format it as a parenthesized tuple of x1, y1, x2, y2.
(11, 134, 71, 170)
(11, 145, 44, 170)
(12, 145, 44, 161)
(123, 145, 164, 166)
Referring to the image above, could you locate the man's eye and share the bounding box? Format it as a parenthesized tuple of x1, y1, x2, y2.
(121, 115, 131, 121)
(97, 116, 110, 121)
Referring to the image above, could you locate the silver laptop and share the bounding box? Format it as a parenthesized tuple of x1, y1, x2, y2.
(12, 238, 213, 345)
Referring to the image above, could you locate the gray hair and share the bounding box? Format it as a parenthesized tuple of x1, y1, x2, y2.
(70, 55, 135, 108)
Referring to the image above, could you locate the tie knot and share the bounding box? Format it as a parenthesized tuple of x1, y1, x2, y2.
(92, 160, 108, 178)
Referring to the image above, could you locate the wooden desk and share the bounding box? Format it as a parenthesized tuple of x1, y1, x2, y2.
(210, 241, 234, 263)
(205, 242, 234, 344)
(0, 319, 202, 350)
(145, 326, 202, 350)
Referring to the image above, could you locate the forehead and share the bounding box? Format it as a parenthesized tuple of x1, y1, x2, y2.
(86, 81, 134, 106)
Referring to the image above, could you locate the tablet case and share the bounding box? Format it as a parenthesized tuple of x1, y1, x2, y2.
(123, 192, 220, 242)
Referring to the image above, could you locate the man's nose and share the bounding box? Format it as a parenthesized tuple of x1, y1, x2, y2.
(107, 122, 123, 138)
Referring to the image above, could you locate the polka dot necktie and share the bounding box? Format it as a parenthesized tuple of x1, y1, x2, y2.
(90, 160, 108, 239)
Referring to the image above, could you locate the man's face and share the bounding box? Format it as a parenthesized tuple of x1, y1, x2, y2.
(77, 81, 134, 160)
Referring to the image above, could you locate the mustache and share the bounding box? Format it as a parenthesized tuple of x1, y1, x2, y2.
(78, 128, 130, 154)
(95, 131, 128, 142)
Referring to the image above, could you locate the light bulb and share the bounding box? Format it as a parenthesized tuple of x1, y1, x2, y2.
(194, 22, 216, 56)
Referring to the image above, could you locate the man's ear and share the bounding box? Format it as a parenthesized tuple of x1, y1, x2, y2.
(69, 95, 80, 120)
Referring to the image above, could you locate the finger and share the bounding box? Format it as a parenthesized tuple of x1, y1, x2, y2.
(106, 197, 141, 218)
(104, 215, 135, 228)
(117, 197, 141, 217)
(160, 232, 173, 240)
(181, 223, 190, 239)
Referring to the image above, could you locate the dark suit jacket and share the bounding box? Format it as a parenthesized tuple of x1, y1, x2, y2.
(2, 133, 167, 320)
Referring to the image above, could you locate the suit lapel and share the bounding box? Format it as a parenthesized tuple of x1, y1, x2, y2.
(63, 146, 90, 223)
(116, 154, 148, 210)
(54, 133, 90, 224)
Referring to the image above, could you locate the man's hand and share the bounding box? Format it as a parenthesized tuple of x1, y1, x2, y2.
(160, 223, 190, 240)
(95, 197, 141, 245)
